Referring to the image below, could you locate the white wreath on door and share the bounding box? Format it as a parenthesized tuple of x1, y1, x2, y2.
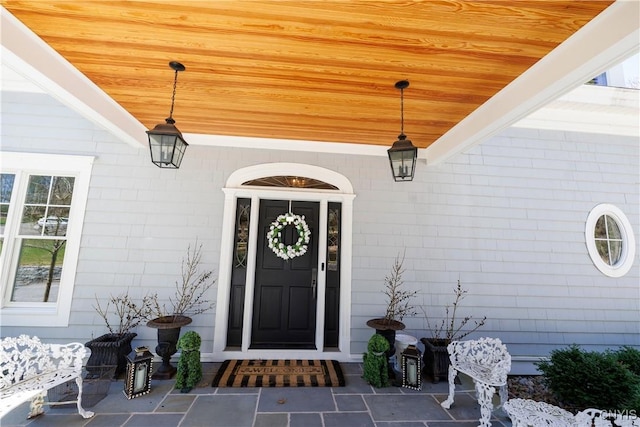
(267, 213, 311, 260)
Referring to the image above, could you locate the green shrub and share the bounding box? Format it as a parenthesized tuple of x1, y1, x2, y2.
(536, 345, 640, 411)
(626, 391, 640, 412)
(617, 346, 640, 376)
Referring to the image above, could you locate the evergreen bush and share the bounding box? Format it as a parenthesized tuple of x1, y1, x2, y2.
(617, 345, 640, 376)
(536, 345, 640, 411)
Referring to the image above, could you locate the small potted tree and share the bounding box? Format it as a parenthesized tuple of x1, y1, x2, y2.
(420, 279, 487, 382)
(87, 292, 151, 378)
(146, 241, 215, 379)
(366, 253, 418, 369)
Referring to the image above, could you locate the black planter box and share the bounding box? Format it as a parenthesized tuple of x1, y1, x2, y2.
(85, 332, 136, 378)
(420, 338, 451, 383)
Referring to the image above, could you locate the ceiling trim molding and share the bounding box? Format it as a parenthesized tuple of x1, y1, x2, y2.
(184, 133, 397, 158)
(1, 6, 146, 148)
(424, 0, 640, 165)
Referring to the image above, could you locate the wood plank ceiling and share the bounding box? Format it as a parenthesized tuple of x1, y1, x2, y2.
(2, 1, 613, 149)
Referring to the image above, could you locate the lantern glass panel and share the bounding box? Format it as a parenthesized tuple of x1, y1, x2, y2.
(134, 363, 148, 393)
(388, 146, 417, 182)
(172, 137, 188, 167)
(149, 134, 188, 169)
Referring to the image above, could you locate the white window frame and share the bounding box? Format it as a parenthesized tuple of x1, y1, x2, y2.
(0, 152, 93, 326)
(585, 203, 636, 278)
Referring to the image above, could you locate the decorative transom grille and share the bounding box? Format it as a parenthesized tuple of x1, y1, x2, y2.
(242, 176, 338, 190)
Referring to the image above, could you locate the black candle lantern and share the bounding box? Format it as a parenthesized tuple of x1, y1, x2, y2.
(388, 80, 418, 182)
(147, 61, 189, 169)
(124, 346, 153, 399)
(401, 344, 422, 390)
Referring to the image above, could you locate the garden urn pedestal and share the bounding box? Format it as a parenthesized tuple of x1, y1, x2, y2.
(146, 315, 192, 380)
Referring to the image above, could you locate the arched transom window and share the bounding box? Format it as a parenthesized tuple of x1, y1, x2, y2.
(243, 176, 338, 190)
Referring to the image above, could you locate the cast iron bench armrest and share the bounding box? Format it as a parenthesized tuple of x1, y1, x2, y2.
(0, 335, 94, 420)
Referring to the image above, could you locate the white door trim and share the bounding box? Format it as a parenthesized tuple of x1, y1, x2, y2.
(213, 163, 355, 361)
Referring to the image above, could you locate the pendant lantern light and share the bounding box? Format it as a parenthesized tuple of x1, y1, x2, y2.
(387, 80, 418, 181)
(147, 61, 189, 169)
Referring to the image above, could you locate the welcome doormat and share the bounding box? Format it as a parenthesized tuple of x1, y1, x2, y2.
(211, 359, 345, 387)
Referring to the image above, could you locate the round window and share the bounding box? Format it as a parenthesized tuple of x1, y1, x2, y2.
(585, 204, 636, 277)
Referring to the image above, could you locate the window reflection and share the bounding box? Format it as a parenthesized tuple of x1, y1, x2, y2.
(20, 176, 74, 237)
(11, 175, 74, 303)
(328, 208, 339, 271)
(0, 174, 15, 235)
(11, 238, 65, 302)
(595, 214, 623, 266)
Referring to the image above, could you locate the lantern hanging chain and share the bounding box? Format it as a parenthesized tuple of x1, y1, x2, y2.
(168, 69, 179, 121)
(400, 87, 405, 136)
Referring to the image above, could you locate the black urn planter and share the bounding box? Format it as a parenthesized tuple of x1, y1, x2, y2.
(420, 337, 451, 383)
(85, 332, 137, 379)
(147, 315, 192, 380)
(366, 318, 405, 384)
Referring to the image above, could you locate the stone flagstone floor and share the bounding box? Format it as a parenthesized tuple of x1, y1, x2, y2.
(1, 363, 512, 427)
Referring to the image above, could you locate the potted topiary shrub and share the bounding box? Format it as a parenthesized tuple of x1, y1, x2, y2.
(366, 252, 418, 382)
(420, 279, 486, 383)
(175, 331, 203, 393)
(87, 292, 151, 378)
(146, 241, 215, 379)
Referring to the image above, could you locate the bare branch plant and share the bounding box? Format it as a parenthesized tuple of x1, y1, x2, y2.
(383, 252, 418, 323)
(422, 279, 486, 342)
(146, 241, 216, 321)
(94, 293, 152, 335)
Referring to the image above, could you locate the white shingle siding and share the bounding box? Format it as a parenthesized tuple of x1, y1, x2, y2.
(1, 89, 638, 373)
(351, 127, 639, 368)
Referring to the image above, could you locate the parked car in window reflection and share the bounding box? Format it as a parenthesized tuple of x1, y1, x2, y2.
(36, 216, 68, 229)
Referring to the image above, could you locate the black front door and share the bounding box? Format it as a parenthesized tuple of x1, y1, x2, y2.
(251, 200, 319, 349)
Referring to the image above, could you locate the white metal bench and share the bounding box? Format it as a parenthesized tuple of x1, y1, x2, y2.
(504, 398, 575, 426)
(505, 399, 640, 427)
(1, 335, 94, 420)
(575, 408, 640, 427)
(440, 337, 511, 427)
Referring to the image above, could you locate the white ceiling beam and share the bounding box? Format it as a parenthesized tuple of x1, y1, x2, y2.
(514, 85, 639, 137)
(424, 0, 640, 165)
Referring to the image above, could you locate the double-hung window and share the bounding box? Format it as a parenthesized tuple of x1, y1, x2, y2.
(0, 152, 93, 326)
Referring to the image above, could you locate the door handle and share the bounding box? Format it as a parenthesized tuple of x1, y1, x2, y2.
(311, 268, 317, 300)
